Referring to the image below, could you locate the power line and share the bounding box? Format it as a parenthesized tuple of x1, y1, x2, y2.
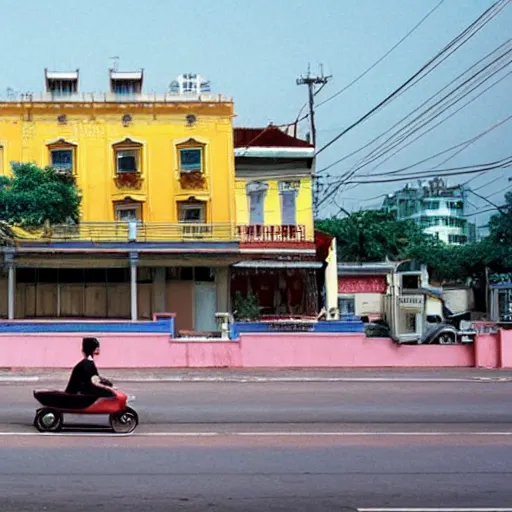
(472, 173, 506, 191)
(318, 52, 512, 209)
(467, 188, 509, 214)
(324, 41, 512, 182)
(339, 113, 512, 198)
(296, 65, 331, 147)
(314, 0, 509, 158)
(316, 40, 512, 176)
(315, 0, 446, 110)
(320, 156, 512, 186)
(296, 65, 331, 218)
(353, 51, 512, 175)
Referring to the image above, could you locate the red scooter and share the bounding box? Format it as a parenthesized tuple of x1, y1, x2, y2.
(33, 381, 139, 434)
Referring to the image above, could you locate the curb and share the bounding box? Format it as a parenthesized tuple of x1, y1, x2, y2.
(2, 375, 512, 383)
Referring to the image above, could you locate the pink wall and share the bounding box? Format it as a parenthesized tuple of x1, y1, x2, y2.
(499, 329, 512, 368)
(474, 333, 500, 369)
(3, 331, 510, 369)
(240, 333, 475, 368)
(0, 333, 240, 368)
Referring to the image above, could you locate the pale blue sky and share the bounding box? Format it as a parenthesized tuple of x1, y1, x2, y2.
(2, 0, 511, 231)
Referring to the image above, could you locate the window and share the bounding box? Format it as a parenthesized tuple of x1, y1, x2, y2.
(179, 148, 202, 172)
(115, 203, 142, 222)
(448, 234, 467, 244)
(424, 200, 440, 210)
(178, 202, 205, 223)
(48, 80, 77, 97)
(279, 181, 299, 226)
(47, 140, 76, 175)
(246, 181, 268, 225)
(116, 149, 139, 173)
(338, 296, 355, 316)
(113, 81, 138, 95)
(178, 202, 210, 237)
(402, 274, 420, 289)
(51, 149, 73, 174)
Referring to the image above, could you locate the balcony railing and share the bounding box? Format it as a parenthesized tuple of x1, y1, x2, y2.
(1, 92, 232, 103)
(237, 225, 306, 243)
(13, 222, 308, 244)
(34, 222, 238, 243)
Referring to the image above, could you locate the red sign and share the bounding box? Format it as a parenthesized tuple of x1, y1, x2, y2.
(338, 276, 387, 294)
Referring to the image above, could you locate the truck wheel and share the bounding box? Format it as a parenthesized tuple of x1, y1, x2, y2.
(438, 332, 456, 344)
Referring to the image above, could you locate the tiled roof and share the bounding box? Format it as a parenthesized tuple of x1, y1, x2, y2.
(234, 126, 313, 149)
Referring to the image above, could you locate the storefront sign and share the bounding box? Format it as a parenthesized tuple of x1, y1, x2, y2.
(268, 322, 314, 332)
(398, 295, 424, 311)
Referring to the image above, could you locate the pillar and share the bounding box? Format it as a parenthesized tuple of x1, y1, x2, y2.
(152, 267, 166, 313)
(324, 238, 339, 320)
(215, 267, 230, 312)
(129, 252, 138, 321)
(5, 249, 15, 320)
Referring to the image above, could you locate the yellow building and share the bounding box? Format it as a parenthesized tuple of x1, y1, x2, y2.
(0, 69, 236, 227)
(231, 126, 322, 318)
(0, 69, 239, 331)
(233, 126, 315, 243)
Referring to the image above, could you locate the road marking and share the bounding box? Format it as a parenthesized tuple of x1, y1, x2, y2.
(359, 509, 512, 512)
(1, 431, 512, 438)
(2, 376, 512, 383)
(0, 376, 39, 382)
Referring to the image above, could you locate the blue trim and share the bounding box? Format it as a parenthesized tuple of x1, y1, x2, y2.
(231, 320, 364, 337)
(16, 241, 240, 251)
(490, 282, 512, 289)
(0, 316, 174, 335)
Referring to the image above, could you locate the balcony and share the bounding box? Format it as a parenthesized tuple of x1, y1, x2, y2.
(237, 225, 306, 243)
(3, 92, 232, 103)
(113, 171, 145, 191)
(27, 222, 238, 243)
(177, 171, 208, 191)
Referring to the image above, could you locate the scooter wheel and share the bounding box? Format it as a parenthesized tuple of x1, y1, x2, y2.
(109, 407, 138, 434)
(34, 408, 63, 433)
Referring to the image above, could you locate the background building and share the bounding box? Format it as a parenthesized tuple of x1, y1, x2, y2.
(382, 178, 477, 245)
(0, 67, 237, 331)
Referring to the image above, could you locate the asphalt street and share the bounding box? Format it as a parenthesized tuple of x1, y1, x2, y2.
(0, 376, 511, 511)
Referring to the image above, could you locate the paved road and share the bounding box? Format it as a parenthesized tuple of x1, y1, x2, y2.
(0, 379, 511, 511)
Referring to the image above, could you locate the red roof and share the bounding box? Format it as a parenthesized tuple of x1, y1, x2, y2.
(234, 126, 313, 149)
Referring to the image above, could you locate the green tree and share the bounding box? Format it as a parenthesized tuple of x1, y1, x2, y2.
(315, 210, 480, 283)
(484, 191, 512, 270)
(0, 162, 81, 227)
(315, 210, 439, 263)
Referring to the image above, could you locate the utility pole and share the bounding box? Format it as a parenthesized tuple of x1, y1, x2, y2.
(296, 64, 331, 218)
(296, 64, 330, 147)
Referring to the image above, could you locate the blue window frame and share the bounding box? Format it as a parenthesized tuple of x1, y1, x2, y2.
(281, 191, 297, 225)
(51, 149, 73, 173)
(180, 148, 202, 172)
(249, 191, 265, 225)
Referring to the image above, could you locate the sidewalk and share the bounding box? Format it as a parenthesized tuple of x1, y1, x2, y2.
(2, 367, 512, 382)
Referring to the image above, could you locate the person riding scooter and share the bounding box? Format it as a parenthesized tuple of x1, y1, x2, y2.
(65, 337, 114, 397)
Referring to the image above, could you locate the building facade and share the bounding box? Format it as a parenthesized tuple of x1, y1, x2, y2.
(231, 126, 325, 318)
(382, 178, 477, 245)
(0, 68, 238, 332)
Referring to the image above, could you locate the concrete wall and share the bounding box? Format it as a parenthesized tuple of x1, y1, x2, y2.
(0, 330, 484, 369)
(499, 329, 512, 368)
(239, 334, 474, 368)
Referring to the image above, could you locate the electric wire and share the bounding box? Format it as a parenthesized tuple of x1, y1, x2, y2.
(314, 0, 509, 158)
